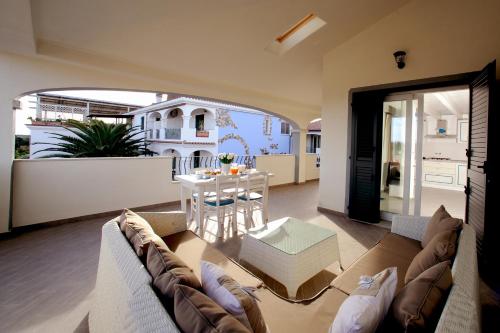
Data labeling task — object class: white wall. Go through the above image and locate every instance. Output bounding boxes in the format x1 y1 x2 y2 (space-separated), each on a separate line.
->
255 154 295 186
320 0 500 213
12 157 179 227
28 125 76 158
305 153 320 181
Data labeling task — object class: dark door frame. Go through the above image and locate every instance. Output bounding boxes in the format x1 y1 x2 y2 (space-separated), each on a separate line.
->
346 71 478 219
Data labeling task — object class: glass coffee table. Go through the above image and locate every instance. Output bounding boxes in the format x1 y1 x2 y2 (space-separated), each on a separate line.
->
239 217 341 299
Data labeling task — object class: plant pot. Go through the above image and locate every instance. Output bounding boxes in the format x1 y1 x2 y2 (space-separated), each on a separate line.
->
221 163 231 175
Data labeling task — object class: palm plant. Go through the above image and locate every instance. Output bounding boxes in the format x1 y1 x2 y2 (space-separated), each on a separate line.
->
33 120 156 158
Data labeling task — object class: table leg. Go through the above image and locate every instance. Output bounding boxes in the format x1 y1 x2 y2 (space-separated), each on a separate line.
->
196 189 205 236
263 187 269 224
180 185 187 212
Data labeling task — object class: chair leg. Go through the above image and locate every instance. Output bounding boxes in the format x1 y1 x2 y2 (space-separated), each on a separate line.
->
216 207 223 238
231 205 237 234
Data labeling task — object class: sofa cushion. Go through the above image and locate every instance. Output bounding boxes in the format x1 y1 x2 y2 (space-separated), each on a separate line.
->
390 261 452 332
332 233 421 294
174 285 251 333
405 230 457 283
165 230 349 332
421 205 462 247
119 209 161 258
256 287 347 333
163 231 262 289
330 267 397 333
201 261 266 333
147 239 201 298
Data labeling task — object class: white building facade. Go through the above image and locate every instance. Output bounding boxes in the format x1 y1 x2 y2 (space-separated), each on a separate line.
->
129 98 219 160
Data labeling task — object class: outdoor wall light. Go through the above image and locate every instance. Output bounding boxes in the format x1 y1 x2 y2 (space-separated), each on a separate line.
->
393 50 407 69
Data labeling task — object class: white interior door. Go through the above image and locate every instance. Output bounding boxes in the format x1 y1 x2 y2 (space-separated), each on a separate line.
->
380 94 423 219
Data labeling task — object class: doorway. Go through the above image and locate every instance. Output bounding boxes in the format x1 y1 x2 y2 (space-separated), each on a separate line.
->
379 88 469 221
195 114 205 131
348 61 498 278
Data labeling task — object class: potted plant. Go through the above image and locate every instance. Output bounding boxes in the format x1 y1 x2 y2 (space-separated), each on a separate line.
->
217 152 236 174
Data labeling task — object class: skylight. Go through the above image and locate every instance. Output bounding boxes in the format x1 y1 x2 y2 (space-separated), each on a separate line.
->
267 13 326 55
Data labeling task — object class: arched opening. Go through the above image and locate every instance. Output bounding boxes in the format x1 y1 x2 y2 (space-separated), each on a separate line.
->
166 108 183 129
306 118 321 154
147 111 162 139
190 108 215 137
189 149 214 169
13 88 302 161
164 108 183 140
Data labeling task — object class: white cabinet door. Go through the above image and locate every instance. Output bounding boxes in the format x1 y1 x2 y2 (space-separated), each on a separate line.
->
457 163 467 186
457 120 468 143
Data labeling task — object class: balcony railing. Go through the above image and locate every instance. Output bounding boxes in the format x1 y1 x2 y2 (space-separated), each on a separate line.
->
196 130 209 138
38 103 88 121
171 155 256 180
165 128 181 140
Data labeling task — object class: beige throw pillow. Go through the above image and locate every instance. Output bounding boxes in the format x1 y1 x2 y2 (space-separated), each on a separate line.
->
405 230 457 283
119 208 161 258
147 239 201 299
421 205 462 248
201 261 267 333
174 285 251 333
391 261 452 332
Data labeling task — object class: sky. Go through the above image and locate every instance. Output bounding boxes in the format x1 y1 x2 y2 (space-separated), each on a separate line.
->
16 90 159 135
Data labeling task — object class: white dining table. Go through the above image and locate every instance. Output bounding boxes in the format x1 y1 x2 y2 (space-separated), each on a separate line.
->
174 173 271 234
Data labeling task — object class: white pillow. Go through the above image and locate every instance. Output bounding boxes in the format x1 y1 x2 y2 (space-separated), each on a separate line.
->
329 267 397 333
200 260 244 315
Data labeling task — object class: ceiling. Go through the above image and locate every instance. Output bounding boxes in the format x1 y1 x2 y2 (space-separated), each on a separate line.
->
424 89 469 118
27 0 409 108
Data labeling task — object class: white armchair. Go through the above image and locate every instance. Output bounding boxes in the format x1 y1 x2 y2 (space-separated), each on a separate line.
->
391 215 430 241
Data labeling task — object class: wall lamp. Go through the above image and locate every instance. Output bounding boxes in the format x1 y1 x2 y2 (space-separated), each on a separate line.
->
393 50 407 69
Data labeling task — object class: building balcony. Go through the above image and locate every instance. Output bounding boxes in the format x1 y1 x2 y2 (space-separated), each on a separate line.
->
165 128 181 140
147 127 216 142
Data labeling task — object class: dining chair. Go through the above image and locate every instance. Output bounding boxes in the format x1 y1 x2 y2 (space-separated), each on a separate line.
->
236 171 269 228
200 174 240 238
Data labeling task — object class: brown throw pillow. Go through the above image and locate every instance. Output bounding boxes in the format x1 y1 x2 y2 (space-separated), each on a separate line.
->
217 274 267 333
391 261 452 332
405 230 457 283
147 239 201 298
174 285 251 333
421 205 462 247
119 209 160 258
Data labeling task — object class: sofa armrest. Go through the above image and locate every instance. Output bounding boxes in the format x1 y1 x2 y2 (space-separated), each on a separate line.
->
391 215 430 242
137 211 187 238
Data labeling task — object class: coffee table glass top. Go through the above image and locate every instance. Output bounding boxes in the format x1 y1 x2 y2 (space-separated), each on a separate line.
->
246 217 336 255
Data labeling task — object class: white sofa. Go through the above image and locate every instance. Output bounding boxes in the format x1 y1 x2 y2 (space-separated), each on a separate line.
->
89 212 480 333
391 216 480 333
89 212 185 333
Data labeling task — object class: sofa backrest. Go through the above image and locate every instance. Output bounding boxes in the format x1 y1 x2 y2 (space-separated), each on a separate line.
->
435 223 480 333
89 220 180 333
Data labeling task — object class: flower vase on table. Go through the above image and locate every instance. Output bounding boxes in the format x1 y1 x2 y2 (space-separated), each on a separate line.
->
221 163 231 175
218 153 236 175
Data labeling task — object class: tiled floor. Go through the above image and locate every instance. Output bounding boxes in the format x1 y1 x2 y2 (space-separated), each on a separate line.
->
0 181 497 332
381 186 466 219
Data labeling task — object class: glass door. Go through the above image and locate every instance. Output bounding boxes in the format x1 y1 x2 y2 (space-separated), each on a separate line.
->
380 94 423 220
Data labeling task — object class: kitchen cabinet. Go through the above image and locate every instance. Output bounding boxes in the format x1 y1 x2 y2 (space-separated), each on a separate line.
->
422 160 467 191
457 163 467 186
457 120 468 143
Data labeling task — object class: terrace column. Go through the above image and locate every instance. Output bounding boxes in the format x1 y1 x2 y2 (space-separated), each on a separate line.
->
291 128 307 184
0 94 14 233
182 115 191 129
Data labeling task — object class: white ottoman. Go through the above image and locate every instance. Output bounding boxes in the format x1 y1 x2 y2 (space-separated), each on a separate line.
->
239 217 341 299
